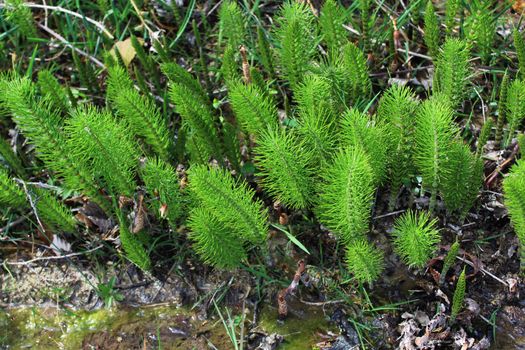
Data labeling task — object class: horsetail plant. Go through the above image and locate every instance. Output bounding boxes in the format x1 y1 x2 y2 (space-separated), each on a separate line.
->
464 0 495 64
450 267 467 322
317 146 375 244
505 79 525 146
434 38 471 110
345 239 384 284
0 76 111 212
218 0 247 49
255 126 315 209
228 80 279 137
274 1 317 91
495 71 509 148
187 165 268 268
319 0 347 57
440 241 460 285
503 160 525 273
141 158 183 227
0 136 27 178
376 84 419 209
340 109 388 185
424 0 440 61
414 96 456 213
445 0 461 37
392 210 441 269
514 28 525 79
441 141 483 221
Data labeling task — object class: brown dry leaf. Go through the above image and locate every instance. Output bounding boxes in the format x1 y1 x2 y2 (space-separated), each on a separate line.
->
513 0 525 12
132 193 147 233
110 37 144 66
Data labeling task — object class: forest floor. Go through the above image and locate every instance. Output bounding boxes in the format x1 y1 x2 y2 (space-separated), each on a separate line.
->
1 0 525 349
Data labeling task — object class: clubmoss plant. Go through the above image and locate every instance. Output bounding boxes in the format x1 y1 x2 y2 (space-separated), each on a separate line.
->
392 210 441 269
218 0 246 49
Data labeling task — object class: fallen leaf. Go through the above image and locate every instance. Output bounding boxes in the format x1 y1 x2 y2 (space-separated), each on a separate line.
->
111 37 144 66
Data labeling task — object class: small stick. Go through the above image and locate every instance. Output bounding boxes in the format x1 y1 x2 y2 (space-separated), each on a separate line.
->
0 3 114 39
485 143 519 187
0 214 28 235
456 256 508 287
5 245 103 265
277 260 306 319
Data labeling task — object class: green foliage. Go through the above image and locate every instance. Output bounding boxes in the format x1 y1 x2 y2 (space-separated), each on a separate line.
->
118 215 151 271
274 2 317 90
228 81 278 137
424 0 440 61
359 0 372 48
495 71 509 148
0 76 107 209
0 167 26 208
130 35 160 89
319 0 347 56
345 239 384 284
451 267 466 322
505 79 525 145
255 126 315 209
221 45 241 89
34 188 76 233
188 165 268 246
514 28 525 80
4 0 35 37
441 142 483 220
376 84 419 209
141 158 182 226
340 43 372 103
67 106 139 197
188 208 247 269
340 109 388 185
37 70 70 114
169 82 222 163
72 52 98 94
161 62 211 110
476 118 493 156
257 27 275 79
445 0 461 36
414 96 456 212
440 241 460 285
0 137 26 178
0 168 75 232
317 147 375 244
464 0 495 64
434 38 471 109
392 210 441 269
294 75 336 166
503 160 525 273
218 0 246 49
107 66 172 162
